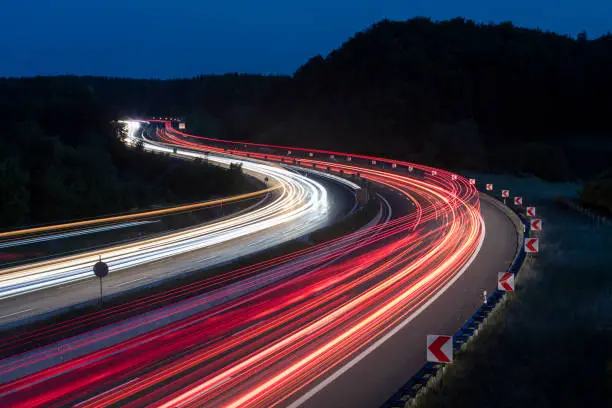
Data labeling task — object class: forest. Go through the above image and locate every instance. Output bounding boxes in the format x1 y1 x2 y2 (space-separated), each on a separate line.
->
2 17 612 224
0 78 253 229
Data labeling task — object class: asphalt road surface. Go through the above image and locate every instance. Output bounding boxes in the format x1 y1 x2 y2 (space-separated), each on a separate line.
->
0 173 356 326
292 195 518 408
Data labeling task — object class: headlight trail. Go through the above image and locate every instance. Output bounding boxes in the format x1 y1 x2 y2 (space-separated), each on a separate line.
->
0 121 485 408
0 139 331 300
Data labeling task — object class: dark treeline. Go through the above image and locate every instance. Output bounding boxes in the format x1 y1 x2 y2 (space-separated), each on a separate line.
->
0 78 254 229
267 18 612 180
3 17 612 221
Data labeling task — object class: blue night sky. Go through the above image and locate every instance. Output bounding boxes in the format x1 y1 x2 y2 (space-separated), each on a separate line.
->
1 0 611 78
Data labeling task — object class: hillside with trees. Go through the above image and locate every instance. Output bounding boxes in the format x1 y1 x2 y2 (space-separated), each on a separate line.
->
0 78 257 229
3 17 612 224
256 18 612 181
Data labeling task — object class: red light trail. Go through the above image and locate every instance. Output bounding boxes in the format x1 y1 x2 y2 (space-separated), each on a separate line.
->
0 121 484 408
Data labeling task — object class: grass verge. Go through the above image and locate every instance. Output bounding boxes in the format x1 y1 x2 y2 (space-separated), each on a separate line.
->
410 177 612 408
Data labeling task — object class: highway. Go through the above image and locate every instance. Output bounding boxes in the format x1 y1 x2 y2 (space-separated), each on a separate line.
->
0 121 519 408
0 145 342 304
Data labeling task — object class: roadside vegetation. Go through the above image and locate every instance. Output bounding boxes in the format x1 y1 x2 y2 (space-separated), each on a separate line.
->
0 80 256 230
411 177 612 408
580 168 612 214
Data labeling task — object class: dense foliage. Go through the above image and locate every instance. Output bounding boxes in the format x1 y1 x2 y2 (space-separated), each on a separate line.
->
264 18 612 180
581 168 612 213
0 78 254 229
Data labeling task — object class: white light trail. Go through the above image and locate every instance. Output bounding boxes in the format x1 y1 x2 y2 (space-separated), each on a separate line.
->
0 139 332 300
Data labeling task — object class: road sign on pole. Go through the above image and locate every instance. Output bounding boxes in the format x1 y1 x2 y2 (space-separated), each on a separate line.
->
530 218 542 231
309 152 313 157
431 170 437 176
408 166 413 172
347 157 352 161
469 178 476 185
497 272 515 291
392 163 397 169
486 183 493 191
427 335 453 363
330 154 335 159
514 197 523 206
93 257 109 307
527 207 536 217
502 190 509 198
372 160 377 165
451 174 457 180
525 238 539 253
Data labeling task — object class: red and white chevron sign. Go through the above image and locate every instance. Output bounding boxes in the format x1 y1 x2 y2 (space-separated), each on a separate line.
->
525 237 539 253
408 165 413 172
497 272 515 291
347 157 352 161
486 183 493 191
530 218 542 231
514 196 523 206
287 150 292 155
392 163 397 168
469 178 476 185
330 154 335 159
431 170 437 176
427 335 453 363
526 206 536 217
451 174 457 180
501 190 509 198
309 152 313 157
372 160 377 165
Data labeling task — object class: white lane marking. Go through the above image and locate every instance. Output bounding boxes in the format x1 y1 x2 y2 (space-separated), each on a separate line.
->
115 276 147 288
286 212 487 408
0 308 34 320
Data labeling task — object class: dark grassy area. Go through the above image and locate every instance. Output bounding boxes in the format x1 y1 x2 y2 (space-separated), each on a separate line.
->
0 197 380 357
412 183 612 408
580 168 612 214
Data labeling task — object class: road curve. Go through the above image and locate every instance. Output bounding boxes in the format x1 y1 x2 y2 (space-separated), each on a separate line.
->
0 148 335 303
0 121 519 408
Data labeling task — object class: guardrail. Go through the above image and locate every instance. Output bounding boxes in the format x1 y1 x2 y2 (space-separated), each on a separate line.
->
381 188 530 408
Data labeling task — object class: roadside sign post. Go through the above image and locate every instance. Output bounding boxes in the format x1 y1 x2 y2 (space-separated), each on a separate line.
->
93 256 109 307
427 335 453 363
530 218 542 231
525 238 539 253
497 272 515 291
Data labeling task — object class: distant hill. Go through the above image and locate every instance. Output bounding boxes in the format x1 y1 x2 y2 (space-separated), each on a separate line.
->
255 18 612 180
2 17 612 185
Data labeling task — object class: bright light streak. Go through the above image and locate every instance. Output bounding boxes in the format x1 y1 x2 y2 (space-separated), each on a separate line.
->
0 120 487 408
0 137 331 300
